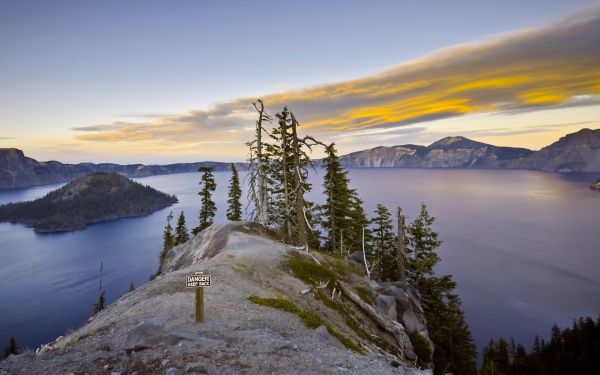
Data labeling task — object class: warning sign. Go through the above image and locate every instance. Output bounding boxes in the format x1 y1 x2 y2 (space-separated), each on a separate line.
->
186 272 211 288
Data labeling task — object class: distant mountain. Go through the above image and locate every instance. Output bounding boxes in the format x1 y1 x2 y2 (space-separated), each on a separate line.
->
338 129 600 172
0 172 177 232
338 136 533 169
510 128 600 172
0 148 246 190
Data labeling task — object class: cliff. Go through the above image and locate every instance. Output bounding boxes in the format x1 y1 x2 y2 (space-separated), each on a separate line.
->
0 223 432 374
338 137 532 169
0 148 246 190
0 172 177 232
338 128 600 172
511 128 600 172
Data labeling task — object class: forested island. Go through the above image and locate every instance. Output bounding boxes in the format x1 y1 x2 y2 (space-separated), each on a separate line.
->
0 172 177 232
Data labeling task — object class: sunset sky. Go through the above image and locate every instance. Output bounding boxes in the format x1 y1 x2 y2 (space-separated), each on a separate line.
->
1 0 600 163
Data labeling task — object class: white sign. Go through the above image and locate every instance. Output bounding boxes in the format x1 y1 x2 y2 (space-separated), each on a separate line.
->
186 272 211 288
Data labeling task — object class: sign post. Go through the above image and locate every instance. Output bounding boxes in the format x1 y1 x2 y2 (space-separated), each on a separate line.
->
186 271 211 323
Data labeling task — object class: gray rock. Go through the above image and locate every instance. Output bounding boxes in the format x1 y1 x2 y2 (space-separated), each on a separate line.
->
124 322 184 352
165 368 181 375
375 294 397 321
314 325 332 344
185 362 208 373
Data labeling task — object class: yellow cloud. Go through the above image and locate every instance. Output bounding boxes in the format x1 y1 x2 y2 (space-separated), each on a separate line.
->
72 7 600 154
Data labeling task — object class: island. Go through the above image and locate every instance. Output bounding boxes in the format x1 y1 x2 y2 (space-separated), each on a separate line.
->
0 172 177 232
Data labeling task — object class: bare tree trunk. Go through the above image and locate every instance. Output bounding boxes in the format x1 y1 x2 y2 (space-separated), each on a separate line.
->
281 122 292 243
336 281 410 357
253 100 268 227
362 226 371 279
290 115 308 250
397 207 406 284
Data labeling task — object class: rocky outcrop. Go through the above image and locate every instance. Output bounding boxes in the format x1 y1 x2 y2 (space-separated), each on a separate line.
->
591 179 600 191
337 128 600 172
0 147 246 190
0 223 432 374
0 172 177 232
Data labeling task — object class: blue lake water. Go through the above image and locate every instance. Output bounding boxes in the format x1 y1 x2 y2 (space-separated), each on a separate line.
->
0 169 599 355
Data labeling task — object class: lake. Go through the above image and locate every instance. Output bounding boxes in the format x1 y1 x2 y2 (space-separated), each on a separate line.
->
0 169 599 355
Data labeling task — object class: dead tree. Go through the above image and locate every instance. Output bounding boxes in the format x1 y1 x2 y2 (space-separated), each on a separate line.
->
246 99 271 225
289 111 324 250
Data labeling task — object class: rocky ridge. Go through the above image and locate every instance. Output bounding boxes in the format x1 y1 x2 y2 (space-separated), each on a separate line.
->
0 222 433 374
0 148 245 190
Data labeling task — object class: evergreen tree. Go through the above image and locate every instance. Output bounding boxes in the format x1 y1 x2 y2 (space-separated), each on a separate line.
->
371 204 397 281
128 281 135 292
162 211 174 251
321 143 365 255
92 261 105 315
93 291 105 314
226 164 242 221
174 211 190 245
159 211 175 267
193 167 217 234
481 315 600 374
3 336 19 358
407 203 442 284
406 204 477 374
263 107 321 247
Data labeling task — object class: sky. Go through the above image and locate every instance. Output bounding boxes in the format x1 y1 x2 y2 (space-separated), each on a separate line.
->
1 0 600 163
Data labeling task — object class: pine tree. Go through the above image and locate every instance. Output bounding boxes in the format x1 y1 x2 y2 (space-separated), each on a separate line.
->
92 261 105 315
321 143 365 254
93 291 105 314
174 211 190 245
263 107 322 248
3 336 19 358
371 204 397 281
193 167 217 234
162 211 174 252
226 164 242 221
158 211 175 269
407 203 442 284
406 204 477 374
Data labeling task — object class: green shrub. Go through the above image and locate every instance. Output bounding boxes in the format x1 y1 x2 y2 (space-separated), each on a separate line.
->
287 257 336 287
408 331 433 364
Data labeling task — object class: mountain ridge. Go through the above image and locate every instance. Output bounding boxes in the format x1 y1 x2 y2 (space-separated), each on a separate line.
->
0 148 246 190
1 128 599 190
338 128 599 171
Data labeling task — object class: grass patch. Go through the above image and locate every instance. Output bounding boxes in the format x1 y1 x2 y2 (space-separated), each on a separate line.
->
248 295 362 353
355 286 375 305
287 257 336 287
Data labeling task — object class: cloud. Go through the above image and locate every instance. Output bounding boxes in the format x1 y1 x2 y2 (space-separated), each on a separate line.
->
73 6 600 150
